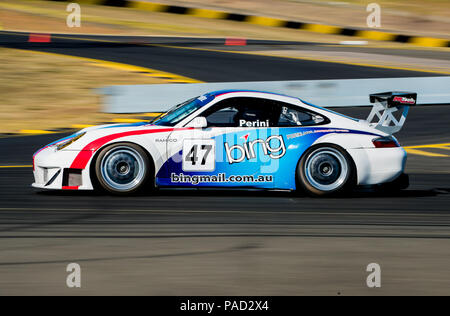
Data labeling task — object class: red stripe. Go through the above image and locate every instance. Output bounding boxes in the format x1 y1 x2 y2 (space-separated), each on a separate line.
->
28 33 51 43
225 38 247 46
70 128 189 170
71 151 93 169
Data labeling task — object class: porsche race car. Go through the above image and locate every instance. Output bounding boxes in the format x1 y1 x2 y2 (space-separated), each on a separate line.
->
32 90 416 196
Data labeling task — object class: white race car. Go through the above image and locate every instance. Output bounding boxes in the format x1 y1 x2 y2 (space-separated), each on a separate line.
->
32 90 415 196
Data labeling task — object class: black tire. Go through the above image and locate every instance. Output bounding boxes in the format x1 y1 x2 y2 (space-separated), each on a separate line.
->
297 144 355 196
94 142 152 195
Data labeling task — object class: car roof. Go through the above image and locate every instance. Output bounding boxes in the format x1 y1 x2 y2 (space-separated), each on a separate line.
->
205 89 359 122
206 89 299 101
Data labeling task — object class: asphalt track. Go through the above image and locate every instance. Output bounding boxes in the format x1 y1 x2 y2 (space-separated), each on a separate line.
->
0 32 449 295
0 31 444 82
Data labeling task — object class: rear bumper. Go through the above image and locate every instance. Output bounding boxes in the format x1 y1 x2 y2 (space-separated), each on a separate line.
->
32 147 94 190
348 147 407 186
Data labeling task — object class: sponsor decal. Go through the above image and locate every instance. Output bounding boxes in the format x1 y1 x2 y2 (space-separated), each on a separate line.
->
225 135 286 164
171 173 273 185
155 138 178 142
198 95 208 102
197 94 215 105
239 119 270 127
286 129 349 140
393 96 416 105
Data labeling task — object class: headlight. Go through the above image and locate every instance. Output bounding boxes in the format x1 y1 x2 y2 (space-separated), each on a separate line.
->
56 132 85 151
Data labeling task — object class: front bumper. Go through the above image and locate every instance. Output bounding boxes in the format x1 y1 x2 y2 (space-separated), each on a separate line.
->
32 146 94 190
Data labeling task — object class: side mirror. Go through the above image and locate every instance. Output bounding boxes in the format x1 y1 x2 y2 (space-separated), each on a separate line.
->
186 116 208 128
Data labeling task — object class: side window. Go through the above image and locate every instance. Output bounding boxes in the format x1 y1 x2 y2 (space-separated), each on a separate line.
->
204 106 239 127
203 97 277 127
277 106 326 127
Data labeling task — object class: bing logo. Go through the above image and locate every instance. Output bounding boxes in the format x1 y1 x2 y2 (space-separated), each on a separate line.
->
224 135 286 164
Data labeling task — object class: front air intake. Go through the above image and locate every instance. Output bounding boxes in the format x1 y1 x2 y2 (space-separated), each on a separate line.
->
63 169 83 187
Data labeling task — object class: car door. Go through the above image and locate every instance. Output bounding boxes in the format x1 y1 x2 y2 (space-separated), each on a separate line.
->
268 101 329 190
154 121 216 187
158 97 280 188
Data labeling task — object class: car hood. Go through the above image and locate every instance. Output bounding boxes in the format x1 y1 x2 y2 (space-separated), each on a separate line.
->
78 121 150 133
57 122 172 151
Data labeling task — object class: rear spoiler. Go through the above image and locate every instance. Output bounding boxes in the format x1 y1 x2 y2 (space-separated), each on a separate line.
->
366 91 417 134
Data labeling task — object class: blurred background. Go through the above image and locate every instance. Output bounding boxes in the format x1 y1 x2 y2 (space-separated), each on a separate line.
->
0 0 449 134
0 0 449 296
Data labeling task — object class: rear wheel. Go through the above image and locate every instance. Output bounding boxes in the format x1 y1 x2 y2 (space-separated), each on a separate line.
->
95 143 151 194
297 145 354 196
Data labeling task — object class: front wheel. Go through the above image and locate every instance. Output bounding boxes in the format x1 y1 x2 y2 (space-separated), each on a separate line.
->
95 143 151 194
297 145 355 196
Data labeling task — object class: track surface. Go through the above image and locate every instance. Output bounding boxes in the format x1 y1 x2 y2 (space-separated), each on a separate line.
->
0 32 449 295
0 31 443 82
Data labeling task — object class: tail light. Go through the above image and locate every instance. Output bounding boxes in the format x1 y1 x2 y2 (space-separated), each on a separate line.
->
373 136 400 148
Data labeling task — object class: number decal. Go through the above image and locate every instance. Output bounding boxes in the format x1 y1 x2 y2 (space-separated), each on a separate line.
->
186 145 198 165
201 145 213 165
182 139 215 171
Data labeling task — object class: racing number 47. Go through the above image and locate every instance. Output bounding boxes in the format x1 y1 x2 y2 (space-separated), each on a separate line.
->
186 144 213 166
182 139 216 172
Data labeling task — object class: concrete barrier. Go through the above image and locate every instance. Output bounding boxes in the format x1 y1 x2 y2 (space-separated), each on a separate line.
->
100 77 450 113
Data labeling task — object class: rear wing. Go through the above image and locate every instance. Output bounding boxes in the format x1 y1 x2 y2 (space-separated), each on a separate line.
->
366 91 417 134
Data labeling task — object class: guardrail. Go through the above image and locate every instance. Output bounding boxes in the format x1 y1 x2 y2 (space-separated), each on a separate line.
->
100 77 450 113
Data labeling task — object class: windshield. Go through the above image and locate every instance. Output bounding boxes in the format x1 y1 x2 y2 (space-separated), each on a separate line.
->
151 96 204 126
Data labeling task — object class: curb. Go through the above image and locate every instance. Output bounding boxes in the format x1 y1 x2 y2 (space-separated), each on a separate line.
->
50 0 450 48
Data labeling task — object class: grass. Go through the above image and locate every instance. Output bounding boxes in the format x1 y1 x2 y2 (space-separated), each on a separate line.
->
0 0 365 42
317 0 450 16
149 0 450 37
2 0 449 41
0 47 167 134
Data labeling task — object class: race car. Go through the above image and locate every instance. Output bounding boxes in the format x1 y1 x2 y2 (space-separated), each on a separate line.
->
32 90 416 196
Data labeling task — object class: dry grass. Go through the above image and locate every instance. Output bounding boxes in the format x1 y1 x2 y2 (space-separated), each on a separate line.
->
1 0 449 39
322 0 450 17
0 47 167 133
162 0 450 37
0 4 124 35
177 0 450 18
0 0 369 43
3 0 448 44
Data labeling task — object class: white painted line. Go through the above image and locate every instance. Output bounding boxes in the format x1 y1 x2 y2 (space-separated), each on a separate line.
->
339 40 369 45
